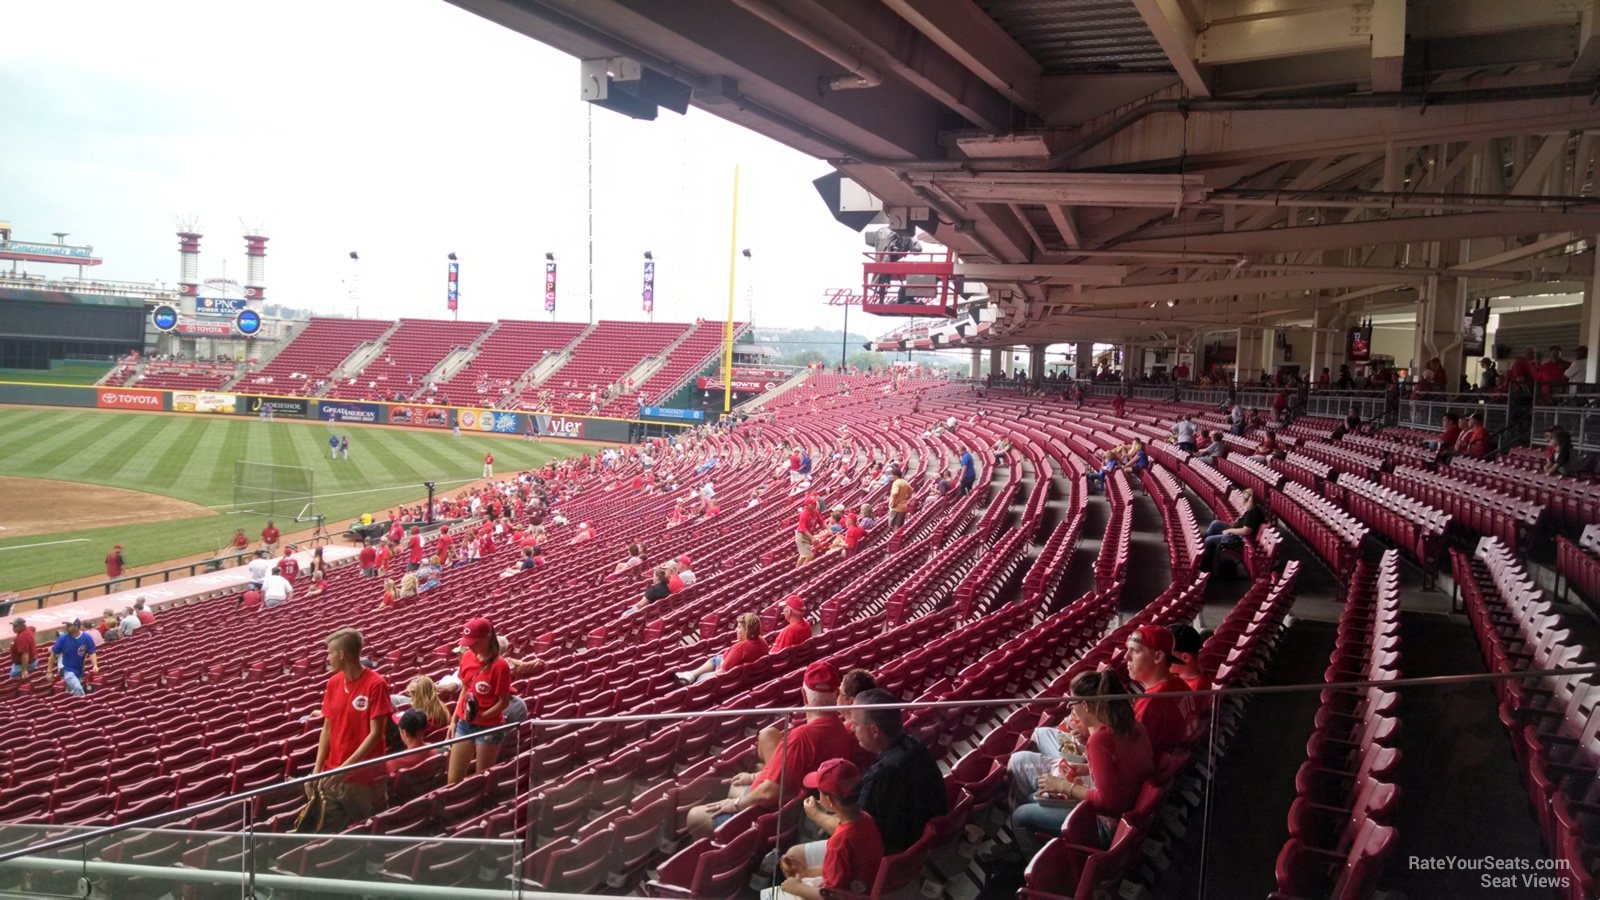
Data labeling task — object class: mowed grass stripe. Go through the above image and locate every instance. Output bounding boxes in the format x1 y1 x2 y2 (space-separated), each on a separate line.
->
1 411 129 472
76 414 180 482
0 409 64 455
386 430 469 480
203 420 252 502
115 413 209 489
143 417 216 492
358 429 428 485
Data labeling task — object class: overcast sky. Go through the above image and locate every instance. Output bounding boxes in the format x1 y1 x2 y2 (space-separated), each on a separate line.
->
0 0 880 332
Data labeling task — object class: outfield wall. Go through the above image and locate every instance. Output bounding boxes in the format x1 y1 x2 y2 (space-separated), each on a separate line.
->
0 382 648 443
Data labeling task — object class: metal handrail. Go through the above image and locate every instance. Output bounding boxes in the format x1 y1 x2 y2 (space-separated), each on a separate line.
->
3 549 260 615
3 662 1595 866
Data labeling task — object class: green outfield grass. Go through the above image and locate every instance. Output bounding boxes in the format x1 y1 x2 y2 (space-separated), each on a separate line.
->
0 408 603 593
0 363 112 385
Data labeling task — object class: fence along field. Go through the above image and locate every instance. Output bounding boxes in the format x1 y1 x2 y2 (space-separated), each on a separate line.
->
0 407 600 593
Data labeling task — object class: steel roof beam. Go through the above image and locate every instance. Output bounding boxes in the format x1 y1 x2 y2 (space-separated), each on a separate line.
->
880 0 1043 111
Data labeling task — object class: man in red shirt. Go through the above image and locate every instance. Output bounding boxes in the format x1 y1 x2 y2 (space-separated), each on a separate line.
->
407 527 425 572
1126 624 1195 756
1167 623 1211 719
771 595 812 653
436 527 453 562
1111 393 1125 419
105 544 125 587
1537 346 1569 400
1456 412 1491 459
133 597 155 627
278 548 300 583
358 542 378 578
687 661 855 837
260 522 280 554
310 628 393 831
9 617 37 679
482 452 494 478
795 497 823 567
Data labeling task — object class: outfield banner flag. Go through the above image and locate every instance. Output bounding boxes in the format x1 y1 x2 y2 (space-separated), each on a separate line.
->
459 408 523 434
318 400 380 423
447 260 459 312
97 388 164 411
544 262 557 313
241 396 310 418
173 391 236 414
388 405 451 428
640 406 705 422
642 259 655 314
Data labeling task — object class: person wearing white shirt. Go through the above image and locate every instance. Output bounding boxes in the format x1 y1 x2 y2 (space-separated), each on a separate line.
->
118 610 140 638
247 554 271 590
262 573 293 609
1566 347 1588 384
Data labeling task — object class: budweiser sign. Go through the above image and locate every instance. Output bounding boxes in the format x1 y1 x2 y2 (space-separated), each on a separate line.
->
823 289 867 306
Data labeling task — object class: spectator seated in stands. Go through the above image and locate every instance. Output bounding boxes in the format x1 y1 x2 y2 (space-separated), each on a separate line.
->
1429 412 1462 460
769 759 884 900
387 709 436 778
676 613 765 684
1200 431 1228 464
760 668 877 767
839 689 947 854
1198 487 1265 573
1545 425 1574 476
631 567 674 613
1456 412 1491 459
1085 450 1120 493
1251 430 1281 462
1124 624 1197 757
673 555 697 586
133 597 155 626
771 595 813 653
857 503 879 531
499 548 544 578
1005 670 1155 861
1128 439 1150 472
687 661 854 838
1167 623 1212 718
396 675 452 732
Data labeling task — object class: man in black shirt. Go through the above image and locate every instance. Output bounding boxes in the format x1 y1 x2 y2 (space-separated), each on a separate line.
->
851 688 947 852
1198 488 1265 572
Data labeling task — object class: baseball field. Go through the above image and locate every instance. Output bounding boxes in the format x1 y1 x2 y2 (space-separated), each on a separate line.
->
0 407 603 594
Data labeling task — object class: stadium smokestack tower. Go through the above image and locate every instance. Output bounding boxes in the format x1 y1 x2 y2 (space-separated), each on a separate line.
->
244 233 268 302
176 230 202 297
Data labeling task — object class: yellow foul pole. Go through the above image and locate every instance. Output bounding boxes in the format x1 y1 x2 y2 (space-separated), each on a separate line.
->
722 165 741 414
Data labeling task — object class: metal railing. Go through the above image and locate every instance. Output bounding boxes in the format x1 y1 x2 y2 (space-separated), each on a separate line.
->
2 549 259 616
1 663 1593 899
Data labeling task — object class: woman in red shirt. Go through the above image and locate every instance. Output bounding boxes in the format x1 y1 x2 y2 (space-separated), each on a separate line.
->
448 617 513 784
1011 670 1154 858
675 614 767 685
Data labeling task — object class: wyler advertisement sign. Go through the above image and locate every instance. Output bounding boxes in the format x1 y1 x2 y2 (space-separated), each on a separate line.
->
97 388 163 410
242 396 310 418
530 415 585 439
319 401 380 423
388 405 450 428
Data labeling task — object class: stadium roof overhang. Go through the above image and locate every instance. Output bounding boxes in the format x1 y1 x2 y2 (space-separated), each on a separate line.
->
451 0 1600 347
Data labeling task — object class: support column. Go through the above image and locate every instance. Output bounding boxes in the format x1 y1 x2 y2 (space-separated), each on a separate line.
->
1236 329 1265 384
988 348 1004 377
1075 342 1093 379
969 348 982 380
1414 275 1466 387
1028 345 1046 387
1002 349 1016 378
1582 241 1600 383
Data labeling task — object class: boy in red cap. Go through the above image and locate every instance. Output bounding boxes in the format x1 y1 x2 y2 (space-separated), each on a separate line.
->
687 661 855 838
770 595 812 653
1124 624 1195 755
307 628 393 832
770 759 883 900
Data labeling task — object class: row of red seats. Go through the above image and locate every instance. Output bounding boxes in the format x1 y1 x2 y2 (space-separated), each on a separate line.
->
1272 551 1401 899
1556 525 1600 604
1269 482 1367 585
1453 537 1597 899
1323 474 1450 585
